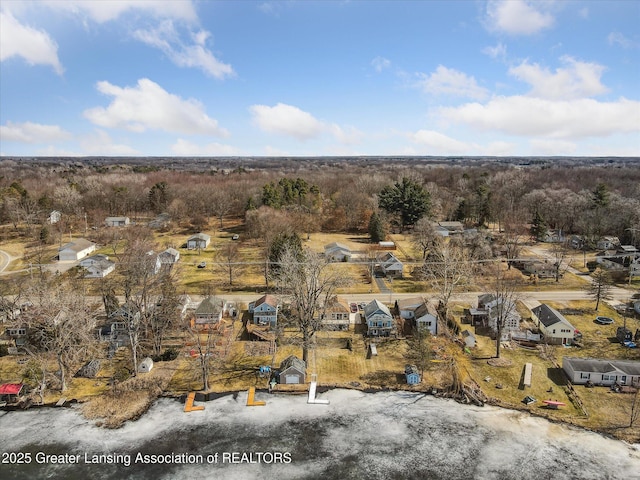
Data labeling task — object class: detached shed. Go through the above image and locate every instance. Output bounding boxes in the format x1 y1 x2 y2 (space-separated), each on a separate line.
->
0 383 24 403
279 355 306 384
405 365 420 385
138 357 154 373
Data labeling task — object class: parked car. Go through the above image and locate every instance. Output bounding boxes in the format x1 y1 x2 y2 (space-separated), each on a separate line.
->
595 316 614 325
350 303 358 313
232 234 240 240
197 261 206 268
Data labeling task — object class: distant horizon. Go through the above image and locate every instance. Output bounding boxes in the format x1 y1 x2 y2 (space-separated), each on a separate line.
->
1 1 638 157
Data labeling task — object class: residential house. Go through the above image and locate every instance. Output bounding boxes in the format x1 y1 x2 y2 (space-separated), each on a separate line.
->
158 247 180 265
80 254 115 278
438 221 464 235
187 233 211 250
105 216 130 227
58 238 96 261
395 297 426 320
532 304 576 346
47 210 61 224
597 236 620 250
378 252 403 278
193 296 224 327
148 213 171 230
522 261 558 279
364 299 395 337
570 235 585 250
542 229 564 243
405 365 420 385
248 294 279 327
324 242 352 262
279 355 306 384
468 294 520 338
562 357 640 387
3 325 28 350
320 296 352 330
414 302 438 336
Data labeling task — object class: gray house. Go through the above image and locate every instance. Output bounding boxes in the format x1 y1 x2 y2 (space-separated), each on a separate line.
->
364 299 394 336
324 242 352 262
187 233 211 250
563 357 640 386
193 296 224 327
105 216 130 227
159 247 180 265
58 238 96 262
80 254 115 278
279 355 306 384
378 252 403 278
248 294 279 327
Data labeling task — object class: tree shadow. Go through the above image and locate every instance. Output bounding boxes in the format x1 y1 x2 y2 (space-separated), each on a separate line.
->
547 367 568 386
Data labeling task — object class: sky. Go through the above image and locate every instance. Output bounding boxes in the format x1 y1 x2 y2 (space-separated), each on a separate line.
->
1 0 639 157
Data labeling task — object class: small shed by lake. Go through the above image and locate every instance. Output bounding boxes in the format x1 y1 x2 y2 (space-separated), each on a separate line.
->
279 355 306 384
138 357 154 373
405 365 421 385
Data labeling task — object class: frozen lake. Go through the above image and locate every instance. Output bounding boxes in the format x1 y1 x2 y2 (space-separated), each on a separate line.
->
1 389 639 480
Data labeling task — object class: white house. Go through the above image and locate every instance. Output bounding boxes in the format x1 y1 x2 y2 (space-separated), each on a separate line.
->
597 236 620 250
532 304 576 346
105 216 130 227
364 299 394 337
48 210 61 224
187 233 211 250
414 302 438 336
395 297 426 320
248 294 279 327
59 238 96 262
158 247 180 265
79 254 115 278
324 242 352 262
563 357 640 387
471 294 520 339
378 252 403 278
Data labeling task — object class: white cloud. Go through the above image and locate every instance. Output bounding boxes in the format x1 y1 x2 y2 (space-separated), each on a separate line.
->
608 32 638 49
485 0 554 36
371 56 391 73
80 130 140 155
0 121 71 143
133 21 234 79
409 130 515 155
171 138 241 156
329 124 365 145
529 139 577 155
411 130 471 154
0 11 63 74
482 42 507 60
509 56 608 99
416 66 488 100
42 0 197 24
83 78 228 136
250 103 325 140
437 96 640 139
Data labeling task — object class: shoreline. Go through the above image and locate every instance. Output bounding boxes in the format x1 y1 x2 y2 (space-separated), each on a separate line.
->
18 380 632 445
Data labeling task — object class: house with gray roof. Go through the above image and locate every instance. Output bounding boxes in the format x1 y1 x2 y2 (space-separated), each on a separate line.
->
105 216 130 227
158 247 180 265
377 252 403 278
279 355 306 384
324 242 352 262
187 233 211 250
563 357 640 387
532 304 576 346
364 299 394 336
58 238 96 262
79 254 115 278
193 296 224 327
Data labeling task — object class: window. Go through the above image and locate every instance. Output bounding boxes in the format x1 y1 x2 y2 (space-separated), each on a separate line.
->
580 373 590 379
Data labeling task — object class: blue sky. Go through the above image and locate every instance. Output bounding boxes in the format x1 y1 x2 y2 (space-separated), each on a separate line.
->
1 0 639 157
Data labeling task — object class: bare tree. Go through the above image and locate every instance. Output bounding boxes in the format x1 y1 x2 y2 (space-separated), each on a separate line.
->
550 242 570 283
183 311 220 391
421 242 472 319
277 247 350 364
23 280 97 392
585 268 614 311
148 268 181 356
406 327 432 377
488 267 520 359
215 243 245 287
412 217 442 260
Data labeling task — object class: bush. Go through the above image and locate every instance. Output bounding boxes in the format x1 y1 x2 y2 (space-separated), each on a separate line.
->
153 348 179 363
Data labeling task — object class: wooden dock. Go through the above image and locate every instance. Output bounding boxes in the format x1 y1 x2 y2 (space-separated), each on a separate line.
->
246 387 266 406
184 392 205 412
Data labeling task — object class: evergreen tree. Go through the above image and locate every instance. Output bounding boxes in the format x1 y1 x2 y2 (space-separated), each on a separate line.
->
530 210 547 240
368 212 386 243
378 177 431 229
